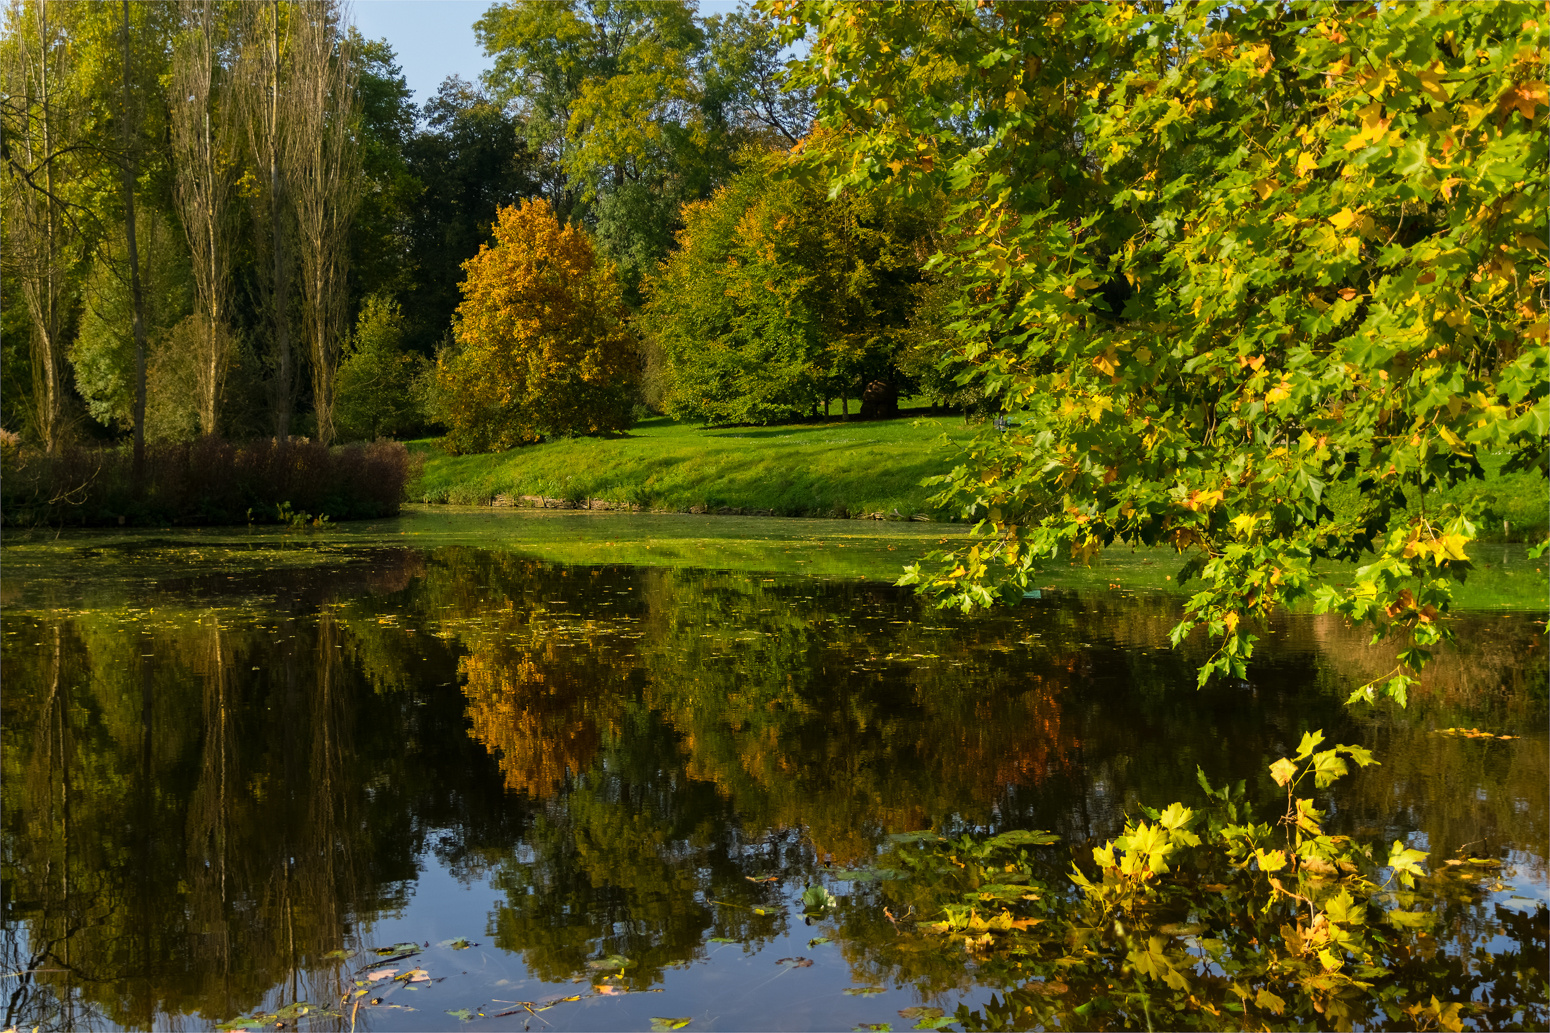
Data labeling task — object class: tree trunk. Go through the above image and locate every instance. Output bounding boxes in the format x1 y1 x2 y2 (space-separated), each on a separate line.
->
288 0 361 447
5 0 75 454
173 0 237 438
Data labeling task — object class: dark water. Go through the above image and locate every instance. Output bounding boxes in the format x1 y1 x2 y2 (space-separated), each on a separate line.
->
2 514 1545 1031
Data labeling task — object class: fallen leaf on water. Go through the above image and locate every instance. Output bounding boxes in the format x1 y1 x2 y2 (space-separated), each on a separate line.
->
594 985 626 995
854 1025 892 1032
844 987 886 996
650 1019 692 1031
587 955 630 972
322 949 353 961
441 938 476 950
808 937 831 948
364 969 397 982
745 875 779 883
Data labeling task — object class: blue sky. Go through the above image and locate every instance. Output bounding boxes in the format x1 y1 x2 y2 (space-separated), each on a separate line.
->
350 0 748 108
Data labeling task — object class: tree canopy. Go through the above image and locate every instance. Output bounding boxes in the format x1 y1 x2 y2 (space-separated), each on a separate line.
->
640 147 942 426
436 198 638 453
776 0 1548 700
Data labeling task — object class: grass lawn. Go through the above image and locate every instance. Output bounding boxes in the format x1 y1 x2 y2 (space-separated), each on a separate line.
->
408 413 1546 542
408 412 977 519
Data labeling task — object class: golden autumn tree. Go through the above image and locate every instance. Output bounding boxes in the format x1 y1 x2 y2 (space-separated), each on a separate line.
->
437 198 639 453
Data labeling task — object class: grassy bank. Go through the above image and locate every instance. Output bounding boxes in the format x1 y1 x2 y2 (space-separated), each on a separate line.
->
408 414 976 518
409 415 1546 541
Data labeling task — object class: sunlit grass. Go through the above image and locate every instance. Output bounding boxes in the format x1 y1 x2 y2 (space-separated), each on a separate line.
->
407 412 977 518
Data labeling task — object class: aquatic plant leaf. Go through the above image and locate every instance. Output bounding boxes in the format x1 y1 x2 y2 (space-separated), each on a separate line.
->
844 986 886 996
888 831 942 844
776 956 814 967
586 954 630 971
371 942 422 956
808 937 831 947
322 948 353 961
441 937 475 949
708 936 738 944
446 1009 475 1021
973 884 1038 902
985 829 1059 848
898 1007 943 1019
801 886 837 911
824 867 904 883
854 1025 892 1031
649 1019 692 1030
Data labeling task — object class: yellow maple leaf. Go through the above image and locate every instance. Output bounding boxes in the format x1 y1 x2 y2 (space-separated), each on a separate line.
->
1418 64 1449 104
1256 847 1289 872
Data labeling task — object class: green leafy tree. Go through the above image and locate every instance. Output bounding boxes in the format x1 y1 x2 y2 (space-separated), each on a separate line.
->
641 147 939 425
435 198 638 453
477 2 810 300
400 76 542 355
780 0 1548 702
347 30 419 312
69 212 192 434
334 294 424 440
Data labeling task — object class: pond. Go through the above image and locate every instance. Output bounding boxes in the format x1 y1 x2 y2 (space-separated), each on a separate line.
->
2 509 1545 1031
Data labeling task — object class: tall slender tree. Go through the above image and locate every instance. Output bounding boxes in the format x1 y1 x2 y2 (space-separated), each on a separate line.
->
170 0 238 437
288 0 361 446
117 0 151 478
1 0 78 453
237 0 295 441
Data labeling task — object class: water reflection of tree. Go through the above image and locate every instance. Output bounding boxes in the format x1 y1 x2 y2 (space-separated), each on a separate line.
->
7 543 1541 1022
1 609 424 1030
433 553 1545 992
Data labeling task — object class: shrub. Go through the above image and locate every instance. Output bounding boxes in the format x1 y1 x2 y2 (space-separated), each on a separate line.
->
0 438 411 527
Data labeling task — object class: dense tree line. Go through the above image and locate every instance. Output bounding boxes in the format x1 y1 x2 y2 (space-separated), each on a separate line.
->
2 0 956 462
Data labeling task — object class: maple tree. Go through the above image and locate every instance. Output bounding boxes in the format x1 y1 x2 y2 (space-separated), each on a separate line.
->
437 198 638 453
776 0 1548 701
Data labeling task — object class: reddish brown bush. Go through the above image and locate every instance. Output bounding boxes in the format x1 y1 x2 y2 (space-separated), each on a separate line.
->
0 438 411 527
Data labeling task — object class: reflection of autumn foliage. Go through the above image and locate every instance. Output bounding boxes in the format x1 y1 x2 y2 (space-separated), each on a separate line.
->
461 633 625 798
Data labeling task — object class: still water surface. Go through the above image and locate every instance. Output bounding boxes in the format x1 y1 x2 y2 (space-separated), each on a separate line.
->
3 511 1545 1031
